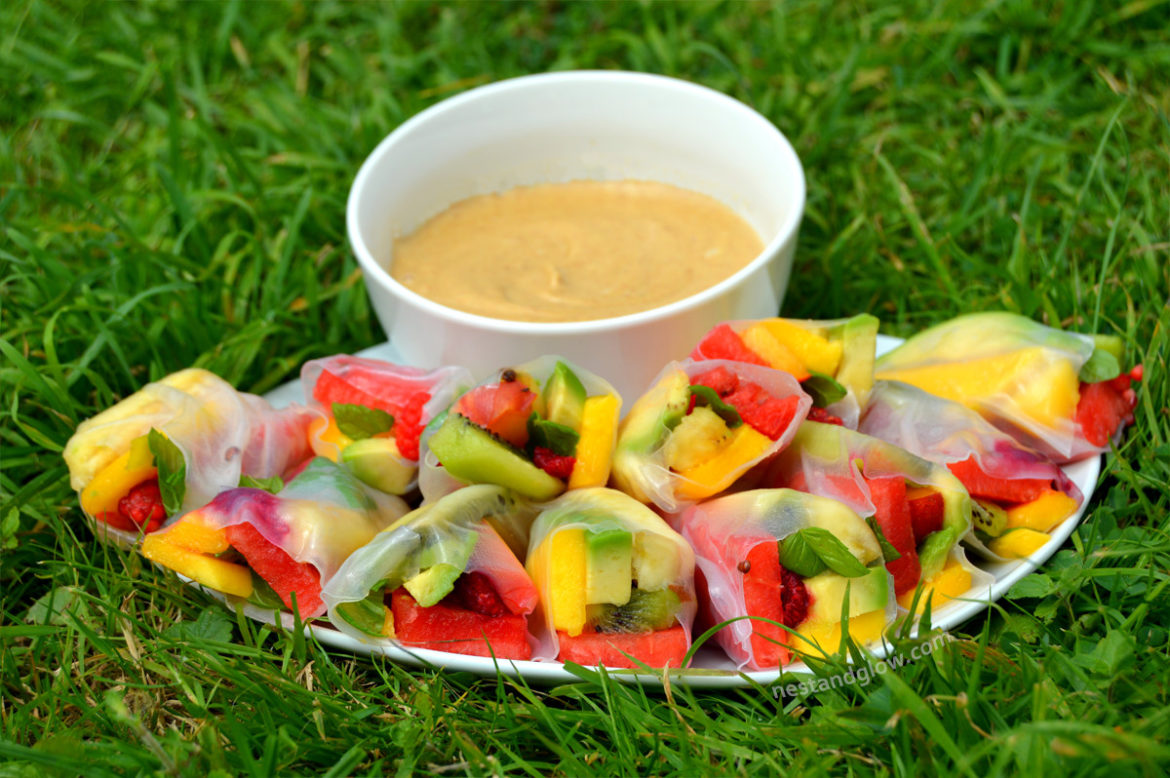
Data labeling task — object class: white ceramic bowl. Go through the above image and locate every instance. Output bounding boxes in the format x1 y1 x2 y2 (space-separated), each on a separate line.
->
347 70 805 402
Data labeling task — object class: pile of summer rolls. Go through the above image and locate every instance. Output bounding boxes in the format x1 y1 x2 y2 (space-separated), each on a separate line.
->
63 312 1141 671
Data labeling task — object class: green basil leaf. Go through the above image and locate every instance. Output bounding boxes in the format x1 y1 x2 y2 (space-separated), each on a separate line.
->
147 428 186 516
239 474 284 494
1078 347 1122 383
333 593 388 637
247 575 288 610
802 371 848 407
688 385 743 427
527 414 580 456
332 403 394 441
777 532 826 578
865 517 902 563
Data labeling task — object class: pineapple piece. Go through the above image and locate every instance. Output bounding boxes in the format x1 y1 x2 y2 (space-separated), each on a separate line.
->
741 324 810 380
674 424 772 500
663 406 732 472
762 320 844 377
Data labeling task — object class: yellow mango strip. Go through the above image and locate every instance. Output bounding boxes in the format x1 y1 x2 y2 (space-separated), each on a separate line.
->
741 324 810 380
762 319 843 376
1006 489 1079 533
381 606 396 639
142 537 253 599
674 424 772 501
547 527 588 636
309 416 353 462
788 609 888 658
987 528 1051 559
875 346 1079 430
569 395 621 489
897 558 973 612
80 436 157 517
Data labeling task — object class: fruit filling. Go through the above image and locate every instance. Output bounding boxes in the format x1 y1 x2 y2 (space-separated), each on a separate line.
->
104 478 167 533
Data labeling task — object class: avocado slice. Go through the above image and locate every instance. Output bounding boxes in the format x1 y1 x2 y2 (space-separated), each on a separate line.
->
833 313 880 406
617 369 691 454
544 361 588 431
428 413 565 500
585 528 633 606
403 563 464 607
340 437 414 494
803 565 889 624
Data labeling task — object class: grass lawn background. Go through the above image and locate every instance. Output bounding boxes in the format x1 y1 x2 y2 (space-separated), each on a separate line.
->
2 1 1168 774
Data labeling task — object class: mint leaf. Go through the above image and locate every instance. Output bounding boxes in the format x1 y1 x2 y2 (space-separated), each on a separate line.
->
781 527 869 578
802 371 847 406
778 532 826 578
239 474 284 494
1079 347 1122 383
865 517 902 563
688 385 742 427
527 413 580 456
332 403 394 440
148 428 186 516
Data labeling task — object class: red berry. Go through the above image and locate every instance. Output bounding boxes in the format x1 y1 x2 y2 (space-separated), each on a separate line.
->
116 479 167 533
532 447 576 480
780 567 810 628
807 406 845 426
451 571 508 617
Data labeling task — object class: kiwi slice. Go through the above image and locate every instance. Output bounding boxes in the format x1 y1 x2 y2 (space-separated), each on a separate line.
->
586 588 681 633
973 499 1007 537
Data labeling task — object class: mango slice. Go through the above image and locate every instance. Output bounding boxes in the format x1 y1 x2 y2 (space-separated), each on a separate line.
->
142 518 253 599
987 528 1051 559
547 527 588 636
1006 489 1078 533
788 609 888 657
897 558 973 612
80 436 157 517
762 320 843 377
674 424 772 501
741 324 810 380
569 395 621 489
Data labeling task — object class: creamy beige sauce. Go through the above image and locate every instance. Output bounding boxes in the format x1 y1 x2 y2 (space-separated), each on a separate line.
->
389 180 764 323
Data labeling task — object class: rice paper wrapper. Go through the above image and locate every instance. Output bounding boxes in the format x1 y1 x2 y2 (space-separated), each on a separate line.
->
301 355 472 468
322 485 541 646
611 359 811 514
679 489 897 670
873 312 1104 462
691 314 880 428
63 368 314 542
525 487 696 662
418 355 621 503
153 457 408 617
763 422 973 580
859 380 1083 506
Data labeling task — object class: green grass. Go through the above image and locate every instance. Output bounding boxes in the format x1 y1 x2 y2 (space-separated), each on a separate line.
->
3 0 1169 774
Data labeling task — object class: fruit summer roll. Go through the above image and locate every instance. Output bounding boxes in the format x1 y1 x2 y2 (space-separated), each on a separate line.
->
611 360 812 513
141 458 407 617
526 488 696 669
859 380 1084 561
420 356 622 502
874 312 1141 463
763 422 991 612
64 368 314 542
680 489 898 669
690 314 880 428
301 355 471 495
322 485 540 659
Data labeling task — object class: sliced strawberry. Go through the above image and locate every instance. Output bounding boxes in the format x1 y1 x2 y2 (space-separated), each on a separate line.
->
115 479 167 533
532 447 576 480
806 406 845 426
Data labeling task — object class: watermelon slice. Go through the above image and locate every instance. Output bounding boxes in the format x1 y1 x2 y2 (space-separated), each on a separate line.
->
690 366 741 397
907 490 945 544
866 476 921 596
722 384 802 441
741 541 792 667
391 588 531 660
1076 372 1138 448
691 324 768 366
223 522 323 615
556 625 689 669
946 457 1049 504
313 367 432 460
455 380 537 448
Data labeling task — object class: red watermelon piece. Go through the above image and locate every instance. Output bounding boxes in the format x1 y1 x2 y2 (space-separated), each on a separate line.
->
741 540 792 668
391 588 531 660
557 625 689 669
455 380 537 448
946 457 1049 504
866 476 921 596
907 490 945 544
690 366 740 397
722 382 802 440
1076 373 1138 448
223 522 323 616
313 368 432 460
691 324 768 366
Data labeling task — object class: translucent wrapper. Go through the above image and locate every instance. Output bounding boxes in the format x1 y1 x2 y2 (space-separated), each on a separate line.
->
874 312 1106 462
763 422 983 590
691 314 880 428
860 381 1083 504
611 359 811 513
145 458 408 618
419 355 622 502
301 355 471 465
322 484 541 649
525 488 696 665
679 489 897 670
63 368 314 540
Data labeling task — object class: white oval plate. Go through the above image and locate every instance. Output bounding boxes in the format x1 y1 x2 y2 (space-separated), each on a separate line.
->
249 336 1099 687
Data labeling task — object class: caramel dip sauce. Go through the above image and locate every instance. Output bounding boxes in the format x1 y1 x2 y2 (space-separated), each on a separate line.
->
389 180 765 323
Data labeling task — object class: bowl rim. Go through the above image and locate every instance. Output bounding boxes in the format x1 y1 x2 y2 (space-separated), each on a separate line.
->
346 69 806 335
